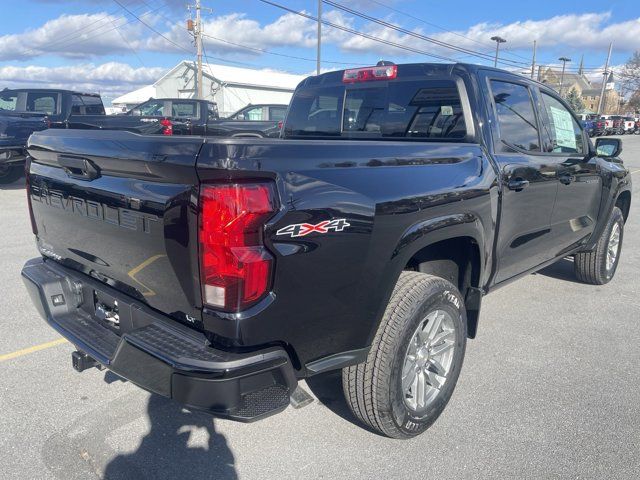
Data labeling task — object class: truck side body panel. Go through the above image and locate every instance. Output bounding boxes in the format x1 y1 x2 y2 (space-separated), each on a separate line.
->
196 138 497 367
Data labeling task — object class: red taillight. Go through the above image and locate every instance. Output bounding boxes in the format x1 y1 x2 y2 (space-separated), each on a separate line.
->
199 182 277 312
160 118 173 135
343 65 397 83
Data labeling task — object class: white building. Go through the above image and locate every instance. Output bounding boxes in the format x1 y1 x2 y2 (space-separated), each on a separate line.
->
111 61 306 116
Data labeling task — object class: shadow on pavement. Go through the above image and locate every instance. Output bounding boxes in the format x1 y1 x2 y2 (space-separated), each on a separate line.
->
0 175 26 191
535 257 581 284
103 395 237 480
305 370 377 435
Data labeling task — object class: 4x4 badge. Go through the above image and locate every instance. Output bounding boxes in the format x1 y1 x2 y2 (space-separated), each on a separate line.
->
276 219 351 238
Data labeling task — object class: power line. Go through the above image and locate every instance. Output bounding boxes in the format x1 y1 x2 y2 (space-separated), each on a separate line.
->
108 14 147 67
321 0 529 67
112 0 194 54
201 33 366 66
256 0 464 63
149 1 355 71
365 0 532 63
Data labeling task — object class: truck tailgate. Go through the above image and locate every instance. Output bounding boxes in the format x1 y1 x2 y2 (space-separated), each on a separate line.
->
27 129 205 326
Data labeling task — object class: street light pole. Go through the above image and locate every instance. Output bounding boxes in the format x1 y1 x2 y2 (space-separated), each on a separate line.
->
490 36 506 68
558 56 571 96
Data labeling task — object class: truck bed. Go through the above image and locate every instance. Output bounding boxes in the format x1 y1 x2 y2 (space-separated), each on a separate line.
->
27 129 493 367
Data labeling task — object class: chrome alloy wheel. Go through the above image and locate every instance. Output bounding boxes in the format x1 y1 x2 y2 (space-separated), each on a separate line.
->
401 309 456 414
606 222 621 271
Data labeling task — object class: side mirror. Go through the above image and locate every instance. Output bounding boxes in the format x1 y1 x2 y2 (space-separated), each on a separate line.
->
595 138 622 158
130 109 141 116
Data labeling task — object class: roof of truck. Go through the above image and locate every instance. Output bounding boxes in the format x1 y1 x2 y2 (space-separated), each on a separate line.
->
307 62 548 88
1 87 101 97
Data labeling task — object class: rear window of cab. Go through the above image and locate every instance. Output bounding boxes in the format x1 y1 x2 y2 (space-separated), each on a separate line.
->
284 73 469 141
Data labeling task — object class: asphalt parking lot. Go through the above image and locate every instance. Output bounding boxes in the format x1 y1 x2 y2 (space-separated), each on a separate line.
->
1 137 639 480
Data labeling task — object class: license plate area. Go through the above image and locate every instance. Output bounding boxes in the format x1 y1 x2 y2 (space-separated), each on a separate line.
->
93 289 121 333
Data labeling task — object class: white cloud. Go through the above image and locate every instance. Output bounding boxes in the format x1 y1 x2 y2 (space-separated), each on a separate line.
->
139 12 319 56
0 62 166 100
0 13 146 61
5 9 640 65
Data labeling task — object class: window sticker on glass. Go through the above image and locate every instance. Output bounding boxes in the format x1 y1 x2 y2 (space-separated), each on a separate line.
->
441 106 453 116
549 106 577 149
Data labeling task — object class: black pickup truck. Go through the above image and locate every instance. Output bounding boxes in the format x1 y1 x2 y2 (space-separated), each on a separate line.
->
121 98 284 138
1 93 282 184
0 88 105 183
22 63 631 439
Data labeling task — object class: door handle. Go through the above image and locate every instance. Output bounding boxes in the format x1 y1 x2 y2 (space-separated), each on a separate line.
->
58 155 100 181
558 173 575 185
507 178 529 191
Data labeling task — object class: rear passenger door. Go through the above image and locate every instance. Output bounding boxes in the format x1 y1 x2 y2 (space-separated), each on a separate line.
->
482 73 560 284
171 100 203 135
536 89 602 254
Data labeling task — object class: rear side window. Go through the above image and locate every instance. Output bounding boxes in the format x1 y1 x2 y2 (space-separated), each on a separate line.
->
72 95 105 115
81 96 105 114
71 95 84 114
172 101 198 118
490 80 540 152
285 79 467 140
133 100 164 116
26 92 58 115
241 106 265 121
269 106 286 121
539 92 584 154
0 91 18 111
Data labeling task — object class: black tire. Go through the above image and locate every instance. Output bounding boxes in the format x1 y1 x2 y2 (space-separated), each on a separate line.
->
574 207 624 285
0 164 23 185
342 272 467 439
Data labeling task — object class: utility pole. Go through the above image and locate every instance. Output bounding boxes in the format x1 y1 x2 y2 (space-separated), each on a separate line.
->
578 54 584 76
597 43 613 115
530 40 537 79
316 0 322 76
558 57 571 96
490 36 506 68
195 0 203 99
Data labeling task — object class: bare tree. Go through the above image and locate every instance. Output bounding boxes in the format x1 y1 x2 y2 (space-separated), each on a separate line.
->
627 91 640 113
620 51 640 92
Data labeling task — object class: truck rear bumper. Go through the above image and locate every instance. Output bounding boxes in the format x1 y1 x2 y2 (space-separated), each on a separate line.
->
21 257 297 422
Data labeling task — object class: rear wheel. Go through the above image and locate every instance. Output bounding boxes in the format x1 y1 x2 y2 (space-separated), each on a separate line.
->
0 164 23 185
342 272 467 438
574 207 624 285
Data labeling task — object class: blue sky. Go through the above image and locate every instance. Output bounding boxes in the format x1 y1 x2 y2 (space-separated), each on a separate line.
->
1 0 638 102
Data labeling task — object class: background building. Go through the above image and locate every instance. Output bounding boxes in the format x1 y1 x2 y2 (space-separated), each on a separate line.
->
112 61 305 116
539 67 621 114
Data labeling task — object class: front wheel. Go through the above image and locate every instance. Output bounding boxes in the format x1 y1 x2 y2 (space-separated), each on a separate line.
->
574 207 624 285
0 164 23 185
342 272 467 438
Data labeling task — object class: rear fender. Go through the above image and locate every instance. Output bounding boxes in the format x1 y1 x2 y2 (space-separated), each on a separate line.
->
584 159 632 251
367 213 485 345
